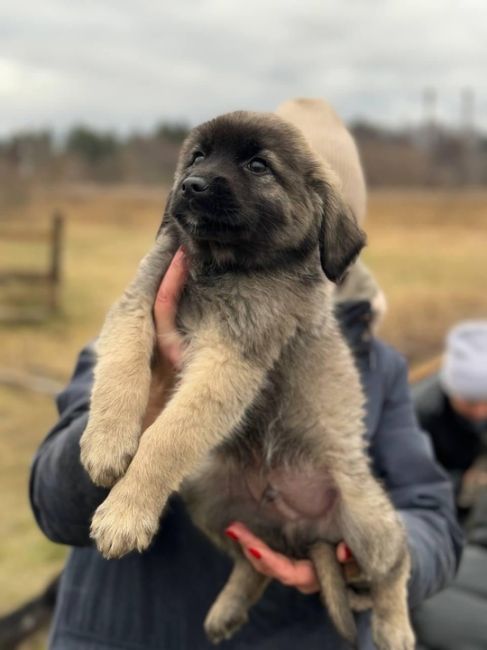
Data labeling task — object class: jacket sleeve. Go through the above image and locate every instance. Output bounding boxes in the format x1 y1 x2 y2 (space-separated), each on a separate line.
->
370 344 464 608
29 343 108 546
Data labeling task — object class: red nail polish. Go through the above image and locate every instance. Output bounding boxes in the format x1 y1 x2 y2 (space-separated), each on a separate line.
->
225 528 239 541
248 547 262 560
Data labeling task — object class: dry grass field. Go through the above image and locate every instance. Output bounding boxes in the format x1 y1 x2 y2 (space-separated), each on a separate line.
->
0 186 486 638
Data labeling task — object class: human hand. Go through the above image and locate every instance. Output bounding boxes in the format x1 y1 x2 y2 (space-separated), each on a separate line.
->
225 522 361 594
153 246 189 367
141 247 189 430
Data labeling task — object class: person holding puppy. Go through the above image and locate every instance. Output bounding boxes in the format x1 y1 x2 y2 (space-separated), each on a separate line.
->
30 99 462 650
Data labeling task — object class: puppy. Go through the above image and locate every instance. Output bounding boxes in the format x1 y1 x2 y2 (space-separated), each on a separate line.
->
80 111 415 650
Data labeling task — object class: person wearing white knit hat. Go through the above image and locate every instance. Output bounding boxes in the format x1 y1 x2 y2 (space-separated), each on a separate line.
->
28 100 461 650
441 321 487 421
415 320 487 486
414 319 487 520
413 323 487 650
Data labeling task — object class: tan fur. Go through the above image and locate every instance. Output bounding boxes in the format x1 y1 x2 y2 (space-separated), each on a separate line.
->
310 542 357 644
80 110 414 649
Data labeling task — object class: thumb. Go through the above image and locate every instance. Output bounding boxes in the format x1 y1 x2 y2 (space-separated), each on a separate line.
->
154 247 188 368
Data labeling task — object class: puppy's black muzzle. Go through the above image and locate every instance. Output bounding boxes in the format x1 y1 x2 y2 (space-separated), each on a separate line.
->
173 174 243 242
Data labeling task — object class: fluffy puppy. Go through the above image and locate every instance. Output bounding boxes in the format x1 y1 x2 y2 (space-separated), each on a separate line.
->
80 111 414 650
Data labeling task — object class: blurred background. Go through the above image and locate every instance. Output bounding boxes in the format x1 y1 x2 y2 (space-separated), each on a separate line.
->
1 1 486 647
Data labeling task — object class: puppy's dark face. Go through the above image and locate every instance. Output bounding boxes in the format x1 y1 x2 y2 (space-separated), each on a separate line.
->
165 111 365 281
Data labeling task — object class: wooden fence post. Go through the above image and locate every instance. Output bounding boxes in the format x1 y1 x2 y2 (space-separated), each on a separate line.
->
48 211 64 312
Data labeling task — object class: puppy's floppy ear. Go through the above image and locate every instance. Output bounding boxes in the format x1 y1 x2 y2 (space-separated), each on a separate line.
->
316 178 366 283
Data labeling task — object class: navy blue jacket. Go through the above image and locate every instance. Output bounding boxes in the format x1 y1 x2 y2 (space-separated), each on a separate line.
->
30 302 463 650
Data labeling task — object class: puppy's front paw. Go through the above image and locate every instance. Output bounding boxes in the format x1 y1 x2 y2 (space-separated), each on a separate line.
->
80 420 140 488
90 485 163 559
204 601 248 644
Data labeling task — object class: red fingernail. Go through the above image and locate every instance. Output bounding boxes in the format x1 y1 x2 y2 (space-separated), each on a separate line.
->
343 545 353 561
248 547 262 560
225 528 239 541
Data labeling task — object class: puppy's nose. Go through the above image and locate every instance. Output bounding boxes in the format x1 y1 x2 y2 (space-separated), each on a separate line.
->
182 176 209 195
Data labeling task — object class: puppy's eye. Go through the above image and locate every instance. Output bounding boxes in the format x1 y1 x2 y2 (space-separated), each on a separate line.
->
247 158 268 174
191 151 205 165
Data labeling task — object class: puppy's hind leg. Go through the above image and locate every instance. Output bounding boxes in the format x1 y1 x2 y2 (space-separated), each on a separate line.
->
310 542 357 647
80 232 178 487
204 560 269 644
335 472 415 650
371 554 415 650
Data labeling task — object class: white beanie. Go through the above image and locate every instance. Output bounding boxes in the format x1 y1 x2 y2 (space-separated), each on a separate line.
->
275 98 367 225
440 320 487 401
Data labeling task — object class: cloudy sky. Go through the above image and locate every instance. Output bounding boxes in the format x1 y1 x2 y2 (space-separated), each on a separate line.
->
1 0 486 136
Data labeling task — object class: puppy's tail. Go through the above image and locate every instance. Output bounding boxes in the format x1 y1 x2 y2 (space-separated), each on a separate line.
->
310 542 357 647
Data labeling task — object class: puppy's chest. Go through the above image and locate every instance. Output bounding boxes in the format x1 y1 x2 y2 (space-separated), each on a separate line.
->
175 274 295 341
174 271 326 345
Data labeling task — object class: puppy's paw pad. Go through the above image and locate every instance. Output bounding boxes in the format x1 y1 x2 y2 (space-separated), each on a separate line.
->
90 494 159 559
204 609 247 644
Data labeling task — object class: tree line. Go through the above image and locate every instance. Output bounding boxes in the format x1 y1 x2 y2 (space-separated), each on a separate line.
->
1 120 486 187
0 122 190 185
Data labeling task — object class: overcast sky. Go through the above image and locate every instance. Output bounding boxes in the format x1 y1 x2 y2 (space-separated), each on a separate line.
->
1 0 486 137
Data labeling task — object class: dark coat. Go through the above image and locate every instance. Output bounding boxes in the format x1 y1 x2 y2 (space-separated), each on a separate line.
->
30 301 463 650
412 374 482 476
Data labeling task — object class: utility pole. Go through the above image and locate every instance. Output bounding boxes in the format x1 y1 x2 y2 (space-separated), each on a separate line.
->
422 87 438 132
420 87 439 185
460 88 477 185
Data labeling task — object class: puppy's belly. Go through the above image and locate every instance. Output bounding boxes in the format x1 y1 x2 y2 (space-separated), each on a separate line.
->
243 465 337 521
182 454 341 555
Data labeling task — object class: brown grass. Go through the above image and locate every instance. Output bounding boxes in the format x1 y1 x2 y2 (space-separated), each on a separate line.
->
364 190 487 361
0 186 486 622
